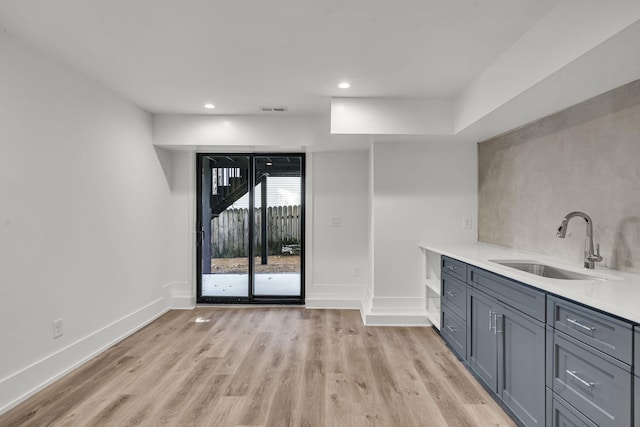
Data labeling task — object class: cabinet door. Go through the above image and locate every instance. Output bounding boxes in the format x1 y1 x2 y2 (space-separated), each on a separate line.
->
634 376 639 427
468 288 499 393
499 303 546 426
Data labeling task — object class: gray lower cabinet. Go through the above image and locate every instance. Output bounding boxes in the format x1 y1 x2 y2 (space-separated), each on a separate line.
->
468 287 545 426
441 269 468 360
547 329 631 426
635 376 639 427
468 288 499 392
440 257 638 427
548 295 632 364
501 303 545 426
546 388 597 427
635 328 639 427
441 306 466 360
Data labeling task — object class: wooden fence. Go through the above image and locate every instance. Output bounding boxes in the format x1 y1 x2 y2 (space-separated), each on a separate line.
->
211 205 301 258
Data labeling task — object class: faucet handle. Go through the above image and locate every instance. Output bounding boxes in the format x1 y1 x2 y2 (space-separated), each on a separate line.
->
591 243 603 262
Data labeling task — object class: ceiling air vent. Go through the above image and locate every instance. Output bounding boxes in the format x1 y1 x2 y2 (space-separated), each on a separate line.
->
259 106 288 112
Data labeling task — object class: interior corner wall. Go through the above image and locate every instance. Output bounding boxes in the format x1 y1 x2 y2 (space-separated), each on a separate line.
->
306 150 370 306
165 150 197 307
370 141 477 309
0 33 173 413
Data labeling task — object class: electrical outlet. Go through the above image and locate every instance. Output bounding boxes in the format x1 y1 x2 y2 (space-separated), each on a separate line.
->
330 216 341 227
52 319 63 339
463 216 472 229
354 266 361 277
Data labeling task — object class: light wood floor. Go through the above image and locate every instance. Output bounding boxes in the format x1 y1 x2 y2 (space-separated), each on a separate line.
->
0 308 516 426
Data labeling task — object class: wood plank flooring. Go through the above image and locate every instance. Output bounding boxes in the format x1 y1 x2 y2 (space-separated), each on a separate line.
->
0 308 516 426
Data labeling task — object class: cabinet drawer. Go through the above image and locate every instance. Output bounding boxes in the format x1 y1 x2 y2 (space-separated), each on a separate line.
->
548 295 632 364
441 273 467 321
469 267 545 322
441 256 467 283
441 308 466 360
549 331 631 427
547 390 597 427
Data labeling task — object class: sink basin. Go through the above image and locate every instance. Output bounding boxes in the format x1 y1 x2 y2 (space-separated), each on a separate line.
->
489 260 597 280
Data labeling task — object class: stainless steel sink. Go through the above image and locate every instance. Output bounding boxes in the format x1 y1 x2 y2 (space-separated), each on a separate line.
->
490 260 596 280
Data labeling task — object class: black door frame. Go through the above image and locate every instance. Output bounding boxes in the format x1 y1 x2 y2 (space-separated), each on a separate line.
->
196 153 305 304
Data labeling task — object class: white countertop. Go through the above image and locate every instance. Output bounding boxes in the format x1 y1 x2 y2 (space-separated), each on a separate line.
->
419 242 640 325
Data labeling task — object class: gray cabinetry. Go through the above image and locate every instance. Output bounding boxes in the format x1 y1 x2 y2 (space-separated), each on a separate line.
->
469 266 546 322
548 296 632 364
468 288 499 391
440 256 468 361
441 308 466 359
501 303 545 426
436 255 638 427
546 388 597 427
468 281 545 426
442 273 467 320
635 328 639 427
547 296 633 427
441 256 466 282
634 376 639 427
547 330 631 426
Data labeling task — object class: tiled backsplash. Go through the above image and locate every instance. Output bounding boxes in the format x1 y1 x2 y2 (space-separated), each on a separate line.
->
478 80 640 273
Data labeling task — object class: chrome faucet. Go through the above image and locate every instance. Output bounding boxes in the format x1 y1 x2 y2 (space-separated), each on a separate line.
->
556 211 603 269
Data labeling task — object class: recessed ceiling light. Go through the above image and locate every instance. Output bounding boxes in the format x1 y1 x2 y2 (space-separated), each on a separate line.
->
203 103 215 109
338 82 351 89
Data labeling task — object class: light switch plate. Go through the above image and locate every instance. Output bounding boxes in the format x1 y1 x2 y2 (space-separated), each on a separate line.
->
463 217 472 229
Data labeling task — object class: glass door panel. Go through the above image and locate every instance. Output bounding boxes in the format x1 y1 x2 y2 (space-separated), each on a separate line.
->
253 156 302 297
199 155 251 298
197 153 304 303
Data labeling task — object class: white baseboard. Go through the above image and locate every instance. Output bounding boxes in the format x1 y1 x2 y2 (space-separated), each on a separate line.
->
0 297 168 415
305 298 362 309
363 313 430 326
306 284 429 327
305 283 367 310
162 281 195 309
361 295 429 326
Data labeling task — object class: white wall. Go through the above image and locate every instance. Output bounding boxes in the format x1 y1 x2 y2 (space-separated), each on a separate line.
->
330 97 452 135
0 33 174 412
366 140 477 324
306 151 370 306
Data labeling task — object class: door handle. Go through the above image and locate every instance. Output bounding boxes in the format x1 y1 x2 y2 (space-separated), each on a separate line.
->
565 370 595 389
489 310 494 332
566 318 596 335
495 314 503 334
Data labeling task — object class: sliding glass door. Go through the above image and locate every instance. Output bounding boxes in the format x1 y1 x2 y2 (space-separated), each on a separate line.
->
196 153 304 304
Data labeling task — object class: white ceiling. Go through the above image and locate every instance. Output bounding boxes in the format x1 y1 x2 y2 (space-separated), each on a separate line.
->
0 0 561 115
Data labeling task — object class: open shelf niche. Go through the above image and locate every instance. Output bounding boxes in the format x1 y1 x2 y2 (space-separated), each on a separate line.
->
420 246 442 330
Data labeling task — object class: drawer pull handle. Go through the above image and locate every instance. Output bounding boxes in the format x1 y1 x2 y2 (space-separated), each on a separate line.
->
446 291 456 298
446 325 457 333
565 370 595 388
567 318 596 335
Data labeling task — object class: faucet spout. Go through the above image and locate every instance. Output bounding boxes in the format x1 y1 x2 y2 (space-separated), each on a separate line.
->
556 211 602 269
